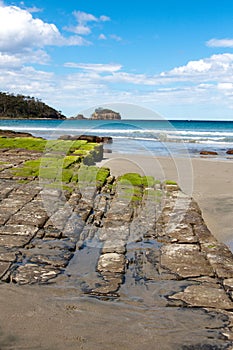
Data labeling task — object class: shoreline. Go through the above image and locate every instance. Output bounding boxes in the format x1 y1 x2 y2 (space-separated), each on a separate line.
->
98 152 233 251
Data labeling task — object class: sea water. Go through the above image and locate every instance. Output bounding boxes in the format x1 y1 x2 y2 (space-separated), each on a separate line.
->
0 119 233 158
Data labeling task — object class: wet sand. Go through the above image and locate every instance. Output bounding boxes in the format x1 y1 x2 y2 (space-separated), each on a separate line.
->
98 153 233 251
1 281 232 350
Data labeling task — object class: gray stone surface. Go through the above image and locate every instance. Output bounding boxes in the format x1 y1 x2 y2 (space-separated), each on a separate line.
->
160 243 214 278
171 285 233 310
97 253 125 273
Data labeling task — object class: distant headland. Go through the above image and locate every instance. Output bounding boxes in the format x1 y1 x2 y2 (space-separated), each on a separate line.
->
0 92 66 120
0 92 121 121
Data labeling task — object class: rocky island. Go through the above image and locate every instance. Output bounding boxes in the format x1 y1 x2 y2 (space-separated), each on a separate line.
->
71 107 121 120
91 107 121 120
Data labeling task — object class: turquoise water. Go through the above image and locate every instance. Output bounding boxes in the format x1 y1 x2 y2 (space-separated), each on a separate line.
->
0 119 233 158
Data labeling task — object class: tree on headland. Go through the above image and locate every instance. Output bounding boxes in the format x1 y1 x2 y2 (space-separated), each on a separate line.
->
0 92 66 119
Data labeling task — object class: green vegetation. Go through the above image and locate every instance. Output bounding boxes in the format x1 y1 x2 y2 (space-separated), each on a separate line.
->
144 188 162 197
12 156 80 182
4 135 105 186
117 173 144 203
5 137 179 206
0 92 66 119
0 137 46 151
164 180 178 185
144 188 163 203
0 138 90 153
142 176 156 187
40 156 80 169
45 140 87 153
12 159 41 177
118 173 156 188
116 173 165 205
0 137 103 167
10 139 108 189
118 173 144 187
118 185 143 203
207 244 217 249
77 165 110 188
73 149 88 156
0 161 9 171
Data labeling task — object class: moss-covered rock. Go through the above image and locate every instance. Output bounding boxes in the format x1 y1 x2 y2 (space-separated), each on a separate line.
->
0 137 46 151
118 173 143 187
7 136 104 184
77 165 110 189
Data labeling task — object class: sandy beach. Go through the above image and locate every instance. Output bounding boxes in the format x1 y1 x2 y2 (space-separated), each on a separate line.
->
98 153 233 251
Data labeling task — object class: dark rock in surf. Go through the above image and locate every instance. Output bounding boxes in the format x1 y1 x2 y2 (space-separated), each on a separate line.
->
226 149 233 154
58 134 113 144
0 129 41 139
200 150 218 155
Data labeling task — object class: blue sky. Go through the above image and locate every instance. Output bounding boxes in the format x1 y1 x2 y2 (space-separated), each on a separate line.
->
1 0 233 119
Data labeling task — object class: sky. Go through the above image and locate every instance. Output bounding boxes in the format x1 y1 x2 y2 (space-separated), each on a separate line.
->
1 0 233 119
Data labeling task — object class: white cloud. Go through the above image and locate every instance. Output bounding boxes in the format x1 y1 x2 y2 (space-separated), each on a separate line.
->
103 72 156 85
19 1 42 13
0 5 88 54
99 33 107 40
63 53 233 89
0 66 54 97
206 38 233 48
99 15 110 22
64 62 122 73
21 49 51 64
170 59 212 74
65 10 110 36
0 6 59 51
0 49 50 67
110 34 122 42
98 33 122 41
70 24 91 35
25 6 42 14
73 11 110 24
217 82 233 90
0 52 22 67
161 53 233 82
74 10 98 23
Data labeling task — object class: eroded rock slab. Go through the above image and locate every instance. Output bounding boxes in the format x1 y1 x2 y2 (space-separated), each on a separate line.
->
97 253 125 274
0 261 12 278
160 244 214 278
8 202 48 228
11 264 61 284
170 285 233 310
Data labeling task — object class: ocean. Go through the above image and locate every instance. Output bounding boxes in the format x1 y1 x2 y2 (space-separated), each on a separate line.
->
0 119 233 159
